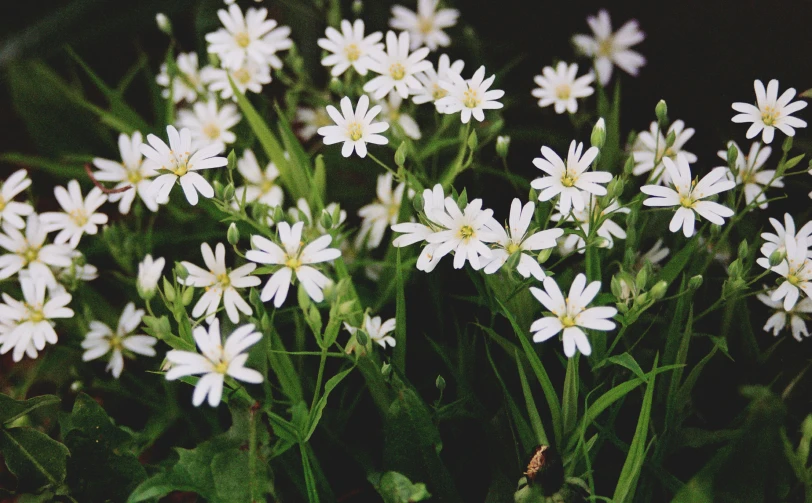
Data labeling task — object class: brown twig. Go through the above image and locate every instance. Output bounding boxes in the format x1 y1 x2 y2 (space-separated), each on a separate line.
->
84 164 133 194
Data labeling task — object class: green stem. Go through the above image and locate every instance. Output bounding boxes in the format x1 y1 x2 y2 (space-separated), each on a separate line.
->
440 121 472 188
367 152 398 177
310 346 328 412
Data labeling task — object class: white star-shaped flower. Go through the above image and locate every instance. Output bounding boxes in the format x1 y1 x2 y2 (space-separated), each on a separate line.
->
181 242 260 323
82 302 157 378
632 120 696 185
482 199 564 280
552 192 629 254
234 149 283 209
205 4 291 70
422 197 500 270
376 94 422 140
641 155 735 238
177 100 242 149
246 222 341 307
344 314 397 349
411 54 464 112
529 273 617 357
716 140 781 209
757 236 812 311
92 132 159 214
0 169 34 230
531 140 610 215
0 214 73 282
0 273 74 362
435 65 504 124
137 254 165 300
363 31 432 100
390 0 459 51
355 172 411 250
757 290 812 342
140 126 228 206
39 180 108 249
391 184 449 272
531 62 595 114
731 79 807 144
760 213 812 262
317 95 389 158
202 60 272 100
318 19 383 77
156 52 205 104
572 9 645 86
296 107 333 141
165 319 263 407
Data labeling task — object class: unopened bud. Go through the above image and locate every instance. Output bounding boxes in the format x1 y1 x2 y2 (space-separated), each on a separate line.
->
727 143 739 171
624 155 635 176
352 0 363 15
769 249 785 267
395 141 407 166
738 239 748 260
381 362 392 377
616 302 629 314
227 223 240 245
156 13 172 35
537 248 553 264
213 180 225 199
650 280 668 300
783 136 793 153
411 192 424 213
163 277 176 302
496 135 511 158
728 259 742 278
655 100 668 125
607 177 624 200
625 208 638 228
635 268 648 291
688 275 703 290
633 291 650 307
356 329 369 346
467 130 479 151
528 187 538 202
591 118 606 149
435 375 446 391
174 262 189 281
227 149 237 171
610 275 623 299
181 286 194 306
328 77 343 94
320 210 333 230
665 130 677 148
222 183 235 202
272 205 285 224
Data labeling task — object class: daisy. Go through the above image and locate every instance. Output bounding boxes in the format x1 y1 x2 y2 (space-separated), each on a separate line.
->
757 236 812 311
205 4 291 70
435 65 504 124
640 155 735 238
757 291 812 342
92 132 159 214
529 273 617 357
390 0 459 51
731 79 807 144
638 239 670 267
355 172 410 250
317 95 389 158
391 184 448 272
411 54 465 112
234 149 284 209
422 197 500 270
165 319 263 407
245 222 341 307
552 193 629 254
39 180 108 249
181 242 260 323
0 273 73 362
717 140 781 209
176 100 242 148
0 169 34 229
531 62 595 114
296 107 333 141
140 126 228 206
377 94 421 140
156 52 205 104
482 199 564 280
81 303 157 378
760 214 812 262
572 9 646 86
363 31 432 100
289 198 347 232
201 60 272 100
137 254 165 300
344 314 397 350
317 19 383 77
0 214 73 282
530 140 610 215
632 120 697 184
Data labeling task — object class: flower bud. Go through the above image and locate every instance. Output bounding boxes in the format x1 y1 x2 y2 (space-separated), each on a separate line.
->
352 0 364 15
769 249 785 267
633 291 650 308
688 274 703 290
155 13 172 35
623 155 635 176
213 180 225 199
726 143 739 172
227 149 237 170
496 135 511 158
650 280 668 300
356 329 369 346
181 286 194 306
467 130 479 151
727 259 742 278
320 210 334 230
665 130 677 148
616 302 629 314
381 362 392 377
655 100 668 126
174 262 189 281
635 268 648 291
783 136 793 153
163 277 176 303
435 375 446 391
272 205 285 224
137 255 164 301
222 183 235 202
537 248 553 264
328 77 343 94
607 176 624 200
528 187 538 202
411 191 424 213
738 239 748 260
591 118 606 149
395 141 407 166
227 223 240 245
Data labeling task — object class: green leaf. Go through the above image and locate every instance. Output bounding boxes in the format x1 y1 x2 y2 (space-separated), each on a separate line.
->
562 355 579 436
516 349 549 447
656 237 698 285
604 352 646 381
0 427 69 492
0 394 60 425
393 247 407 373
0 153 86 180
374 471 432 503
304 365 355 441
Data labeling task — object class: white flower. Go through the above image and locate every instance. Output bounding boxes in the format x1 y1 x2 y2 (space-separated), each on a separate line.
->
757 291 812 342
717 140 780 209
391 184 448 272
0 273 73 362
296 107 333 141
137 254 165 300
234 149 284 209
58 251 98 284
39 180 108 249
205 4 291 70
140 126 228 206
552 192 629 254
165 319 263 407
757 236 812 311
81 303 157 378
641 155 735 238
731 79 807 144
317 95 389 158
355 172 410 250
0 169 34 229
318 19 383 77
632 120 696 184
0 214 73 282
344 314 396 349
176 100 242 148
378 94 421 140
290 198 346 232
572 9 645 86
246 222 341 307
531 62 595 114
760 213 812 261
530 140 610 215
422 197 501 270
412 54 464 112
156 52 204 104
202 60 272 100
639 239 670 267
529 273 617 357
482 199 564 280
363 31 432 100
390 0 459 51
92 132 159 214
435 65 504 124
181 242 260 323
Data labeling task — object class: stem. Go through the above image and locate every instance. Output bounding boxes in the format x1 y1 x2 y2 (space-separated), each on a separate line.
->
367 152 398 177
249 403 258 501
440 121 472 188
310 346 328 412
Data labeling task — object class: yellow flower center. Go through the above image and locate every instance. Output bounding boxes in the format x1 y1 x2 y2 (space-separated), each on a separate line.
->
22 246 39 265
28 307 45 323
761 105 778 126
235 32 251 48
389 63 406 80
260 179 275 194
431 84 447 101
217 272 231 288
285 256 302 270
127 170 143 184
788 274 801 286
561 314 576 328
458 225 475 241
561 173 577 187
203 123 221 140
555 83 571 100
387 203 400 219
418 16 434 34
110 334 124 351
0 196 6 212
214 360 229 374
347 122 363 141
233 68 252 85
679 195 695 208
462 87 480 109
69 208 88 227
507 242 521 255
344 43 361 62
598 37 614 57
